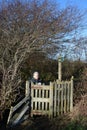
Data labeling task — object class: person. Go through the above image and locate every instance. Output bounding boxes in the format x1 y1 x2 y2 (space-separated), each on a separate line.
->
31 71 42 85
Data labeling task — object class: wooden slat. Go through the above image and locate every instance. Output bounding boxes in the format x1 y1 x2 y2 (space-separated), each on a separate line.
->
60 84 63 114
66 83 69 112
70 76 73 111
57 84 60 116
39 90 41 97
13 103 29 125
7 106 14 124
13 97 29 112
42 90 44 98
32 98 50 102
38 102 40 110
64 83 67 113
54 82 57 117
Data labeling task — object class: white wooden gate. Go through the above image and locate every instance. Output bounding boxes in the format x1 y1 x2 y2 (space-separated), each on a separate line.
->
31 82 53 118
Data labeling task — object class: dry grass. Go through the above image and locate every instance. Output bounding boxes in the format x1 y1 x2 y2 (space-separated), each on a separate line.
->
70 94 87 122
9 93 87 130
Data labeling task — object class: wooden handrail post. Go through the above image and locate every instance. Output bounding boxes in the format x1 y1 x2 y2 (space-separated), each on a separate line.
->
25 80 29 97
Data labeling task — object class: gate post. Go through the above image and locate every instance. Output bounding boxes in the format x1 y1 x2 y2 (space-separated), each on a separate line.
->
58 56 62 81
49 82 53 118
25 80 30 97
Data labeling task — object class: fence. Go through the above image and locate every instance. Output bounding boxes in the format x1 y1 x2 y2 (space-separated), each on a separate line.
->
7 77 73 125
30 76 73 117
53 77 73 116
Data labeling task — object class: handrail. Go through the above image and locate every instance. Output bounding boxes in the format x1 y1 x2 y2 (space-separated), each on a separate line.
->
7 81 30 125
7 96 29 125
13 96 29 112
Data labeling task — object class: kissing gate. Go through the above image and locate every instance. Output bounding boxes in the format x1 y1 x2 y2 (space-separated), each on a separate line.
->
7 57 73 125
28 77 73 117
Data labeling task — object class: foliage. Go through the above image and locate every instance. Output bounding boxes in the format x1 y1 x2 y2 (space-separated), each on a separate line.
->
63 116 87 130
62 59 85 80
21 52 58 82
64 122 87 130
21 56 86 82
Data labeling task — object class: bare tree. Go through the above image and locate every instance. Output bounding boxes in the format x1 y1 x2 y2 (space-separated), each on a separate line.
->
76 37 87 61
0 0 82 115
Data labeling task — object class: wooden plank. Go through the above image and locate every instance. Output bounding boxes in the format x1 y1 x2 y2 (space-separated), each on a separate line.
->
63 83 67 113
60 84 63 114
7 106 14 124
13 96 29 112
57 84 60 116
31 86 33 114
54 82 57 117
38 102 40 110
42 89 44 98
32 110 50 115
41 90 42 98
39 90 41 97
66 83 69 112
70 76 73 111
13 103 29 125
32 98 50 102
40 102 42 110
31 85 50 90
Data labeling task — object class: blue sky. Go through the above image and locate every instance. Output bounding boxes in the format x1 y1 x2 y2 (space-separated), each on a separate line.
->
57 0 87 60
58 0 87 10
58 0 87 37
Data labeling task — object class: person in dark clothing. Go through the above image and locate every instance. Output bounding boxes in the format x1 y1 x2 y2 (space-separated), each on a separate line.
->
31 71 42 85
